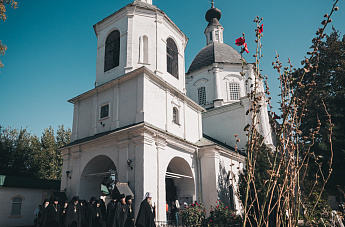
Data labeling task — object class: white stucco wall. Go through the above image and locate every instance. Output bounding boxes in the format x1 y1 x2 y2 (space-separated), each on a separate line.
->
199 146 245 215
202 100 248 150
0 188 51 227
71 75 140 142
70 68 203 144
143 74 202 143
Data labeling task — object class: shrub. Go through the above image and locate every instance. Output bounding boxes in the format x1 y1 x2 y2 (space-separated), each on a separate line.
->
205 200 242 226
180 202 206 226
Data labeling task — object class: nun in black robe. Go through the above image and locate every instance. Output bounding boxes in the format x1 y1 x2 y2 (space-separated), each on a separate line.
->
135 193 155 227
79 200 87 227
61 200 69 227
125 195 134 227
115 194 129 227
100 199 107 225
37 199 50 227
106 195 118 227
65 196 82 227
88 200 103 227
46 197 61 227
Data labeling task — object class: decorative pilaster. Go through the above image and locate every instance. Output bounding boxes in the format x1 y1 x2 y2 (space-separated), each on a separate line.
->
213 64 223 107
117 138 131 183
71 101 79 142
70 149 82 196
111 84 120 130
155 137 167 223
125 10 135 73
89 93 98 136
136 77 144 123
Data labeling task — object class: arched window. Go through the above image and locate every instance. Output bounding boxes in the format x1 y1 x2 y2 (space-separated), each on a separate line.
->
11 196 24 216
198 87 206 105
166 38 178 78
139 36 149 64
173 107 179 124
104 30 120 72
229 83 240 100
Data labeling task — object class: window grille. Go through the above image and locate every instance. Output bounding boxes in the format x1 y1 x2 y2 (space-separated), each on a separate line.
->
229 83 240 100
209 31 213 41
104 30 120 72
11 197 22 216
173 107 179 124
198 87 206 105
167 38 179 79
100 104 109 119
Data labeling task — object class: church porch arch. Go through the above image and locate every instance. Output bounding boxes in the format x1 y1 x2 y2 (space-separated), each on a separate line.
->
164 156 197 223
79 155 117 200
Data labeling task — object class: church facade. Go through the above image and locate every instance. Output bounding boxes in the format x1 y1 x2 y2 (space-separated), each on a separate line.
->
60 0 273 223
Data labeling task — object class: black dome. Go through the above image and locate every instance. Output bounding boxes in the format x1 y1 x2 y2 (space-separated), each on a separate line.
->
205 6 221 23
187 43 244 74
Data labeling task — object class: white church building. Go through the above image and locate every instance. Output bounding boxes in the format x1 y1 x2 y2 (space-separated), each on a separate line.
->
60 0 274 223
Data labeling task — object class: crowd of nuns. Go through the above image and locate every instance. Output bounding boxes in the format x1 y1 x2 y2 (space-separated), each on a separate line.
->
35 192 156 227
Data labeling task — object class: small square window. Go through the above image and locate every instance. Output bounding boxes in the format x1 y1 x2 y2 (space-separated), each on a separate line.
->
100 104 109 119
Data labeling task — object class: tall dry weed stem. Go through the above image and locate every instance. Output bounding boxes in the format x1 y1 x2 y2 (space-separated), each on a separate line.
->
240 1 338 226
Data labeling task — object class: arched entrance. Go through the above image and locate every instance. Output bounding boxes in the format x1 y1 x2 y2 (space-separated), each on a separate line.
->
165 157 195 211
79 155 117 200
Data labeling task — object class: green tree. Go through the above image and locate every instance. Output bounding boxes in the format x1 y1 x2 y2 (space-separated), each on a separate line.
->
294 28 345 198
0 0 18 68
39 126 71 180
0 125 71 180
0 127 33 176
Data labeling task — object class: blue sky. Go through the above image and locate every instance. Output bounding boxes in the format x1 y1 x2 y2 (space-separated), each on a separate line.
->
1 0 344 136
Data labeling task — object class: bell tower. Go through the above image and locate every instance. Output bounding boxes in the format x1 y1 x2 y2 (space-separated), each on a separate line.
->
93 0 188 93
204 1 224 45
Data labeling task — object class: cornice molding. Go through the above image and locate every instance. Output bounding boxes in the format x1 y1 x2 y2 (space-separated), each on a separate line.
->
68 66 205 112
202 98 248 117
